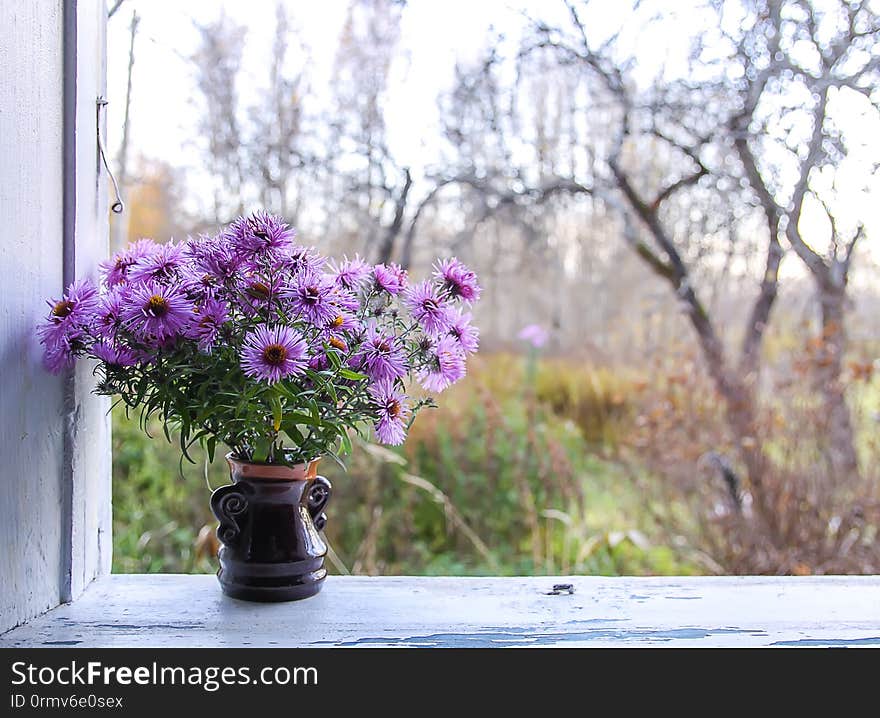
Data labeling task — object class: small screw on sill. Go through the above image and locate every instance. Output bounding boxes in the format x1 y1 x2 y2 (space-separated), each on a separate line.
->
546 583 575 596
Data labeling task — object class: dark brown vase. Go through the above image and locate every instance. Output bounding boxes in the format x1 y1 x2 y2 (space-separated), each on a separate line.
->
210 453 332 602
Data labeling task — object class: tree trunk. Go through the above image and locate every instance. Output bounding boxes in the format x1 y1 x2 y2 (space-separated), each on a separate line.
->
689 317 766 500
816 287 859 480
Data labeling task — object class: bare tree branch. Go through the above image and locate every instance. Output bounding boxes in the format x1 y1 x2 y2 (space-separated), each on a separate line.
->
108 0 126 19
784 87 831 284
841 223 865 275
375 167 412 264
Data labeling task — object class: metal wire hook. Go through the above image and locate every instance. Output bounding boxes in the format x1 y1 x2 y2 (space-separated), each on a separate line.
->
96 96 125 214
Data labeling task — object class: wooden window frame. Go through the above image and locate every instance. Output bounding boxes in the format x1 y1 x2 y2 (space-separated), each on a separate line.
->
0 0 111 634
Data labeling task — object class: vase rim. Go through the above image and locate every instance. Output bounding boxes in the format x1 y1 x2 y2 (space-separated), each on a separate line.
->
226 452 320 481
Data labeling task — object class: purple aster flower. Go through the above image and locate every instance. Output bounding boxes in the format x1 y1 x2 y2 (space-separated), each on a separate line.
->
417 335 466 393
224 211 295 261
43 336 77 374
434 257 481 303
92 340 139 367
330 256 371 291
240 325 309 384
37 278 100 351
100 238 158 287
128 241 186 284
404 280 453 336
284 271 338 326
447 308 479 354
184 235 241 287
189 298 229 352
308 351 330 372
280 244 326 277
321 311 361 338
369 380 411 446
352 325 408 383
235 274 284 318
329 285 361 314
121 282 194 341
372 263 407 295
179 267 220 301
517 323 548 348
93 286 128 341
182 233 212 259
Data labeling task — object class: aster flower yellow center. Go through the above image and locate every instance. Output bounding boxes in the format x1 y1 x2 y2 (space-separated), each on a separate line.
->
329 337 347 351
378 340 391 352
330 315 344 328
145 295 169 317
387 399 401 419
52 300 74 318
247 281 271 299
262 343 288 366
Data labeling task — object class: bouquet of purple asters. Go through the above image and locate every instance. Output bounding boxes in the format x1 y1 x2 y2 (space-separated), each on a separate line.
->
37 211 480 467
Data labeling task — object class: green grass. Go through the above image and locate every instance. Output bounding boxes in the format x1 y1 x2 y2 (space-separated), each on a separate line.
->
111 353 697 576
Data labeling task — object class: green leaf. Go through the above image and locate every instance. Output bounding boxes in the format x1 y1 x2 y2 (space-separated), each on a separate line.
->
326 349 342 370
253 436 271 463
273 383 299 402
283 425 304 446
270 394 283 431
285 411 322 427
339 429 352 456
324 450 347 472
339 368 369 381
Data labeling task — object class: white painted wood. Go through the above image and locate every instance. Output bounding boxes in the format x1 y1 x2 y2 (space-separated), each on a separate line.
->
0 0 110 633
0 0 67 634
2 575 878 647
66 0 112 601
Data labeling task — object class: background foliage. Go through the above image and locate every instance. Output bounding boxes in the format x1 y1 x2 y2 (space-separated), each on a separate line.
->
108 0 880 577
113 344 879 577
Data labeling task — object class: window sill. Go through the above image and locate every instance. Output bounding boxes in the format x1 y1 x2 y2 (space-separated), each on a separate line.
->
2 574 878 647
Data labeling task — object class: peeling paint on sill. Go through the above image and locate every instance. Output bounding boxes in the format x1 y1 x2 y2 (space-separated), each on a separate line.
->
770 636 880 647
315 625 768 648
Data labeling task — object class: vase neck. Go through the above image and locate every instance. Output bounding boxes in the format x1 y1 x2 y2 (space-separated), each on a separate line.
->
225 453 320 482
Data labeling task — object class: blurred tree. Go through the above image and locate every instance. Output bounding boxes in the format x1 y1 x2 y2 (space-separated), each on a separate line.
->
246 2 312 222
520 5 782 501
326 0 413 262
428 0 878 500
718 0 879 479
192 11 247 223
125 158 191 244
110 8 139 253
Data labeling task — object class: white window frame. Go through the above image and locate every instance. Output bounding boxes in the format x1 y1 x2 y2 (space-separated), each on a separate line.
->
0 0 111 633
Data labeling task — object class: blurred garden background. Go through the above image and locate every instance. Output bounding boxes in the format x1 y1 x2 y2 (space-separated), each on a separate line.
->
106 0 879 577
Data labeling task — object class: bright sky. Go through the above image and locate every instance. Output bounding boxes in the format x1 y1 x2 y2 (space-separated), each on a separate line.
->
106 0 547 177
107 0 877 280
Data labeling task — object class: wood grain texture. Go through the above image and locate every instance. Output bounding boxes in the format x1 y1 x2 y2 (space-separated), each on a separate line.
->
0 0 110 633
0 0 66 633
65 0 111 602
2 575 878 647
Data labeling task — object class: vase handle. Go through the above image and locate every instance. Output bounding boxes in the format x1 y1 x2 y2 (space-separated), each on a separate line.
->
211 484 251 547
305 476 332 531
